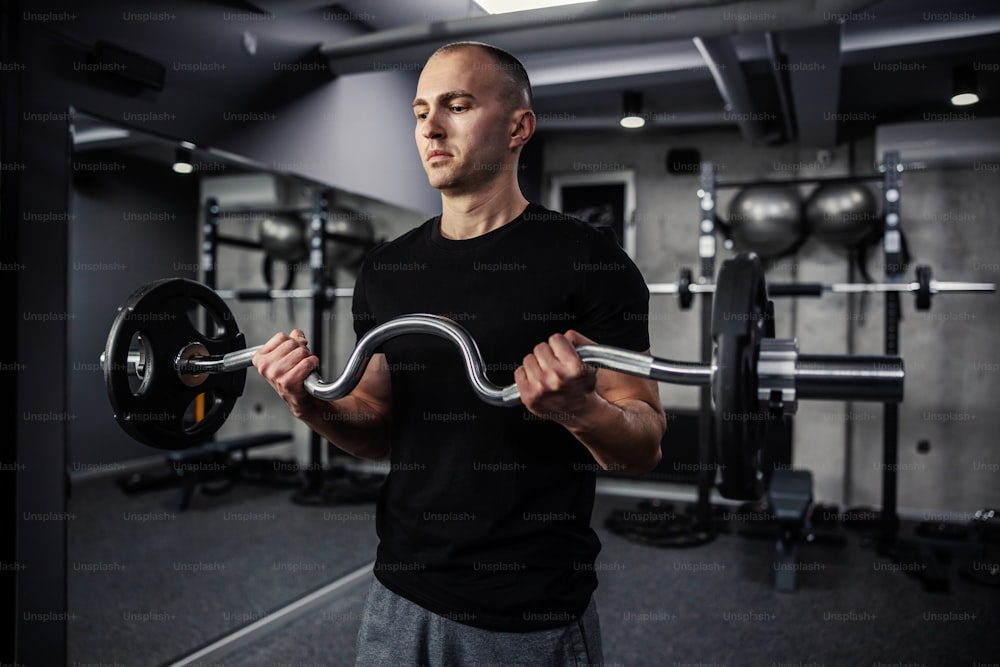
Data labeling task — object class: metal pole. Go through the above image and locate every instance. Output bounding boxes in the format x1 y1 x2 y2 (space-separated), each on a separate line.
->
306 191 328 494
697 162 718 520
880 150 903 546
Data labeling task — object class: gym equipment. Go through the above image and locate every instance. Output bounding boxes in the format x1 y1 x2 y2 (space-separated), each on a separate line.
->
604 499 718 548
676 267 694 309
711 256 775 499
650 263 995 311
205 266 997 314
959 509 1000 587
104 278 248 450
727 185 804 258
259 213 308 263
325 206 375 270
102 253 904 500
804 182 880 247
168 432 299 508
769 469 814 592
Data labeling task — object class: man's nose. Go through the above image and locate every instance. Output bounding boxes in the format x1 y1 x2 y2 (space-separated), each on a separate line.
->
421 108 445 139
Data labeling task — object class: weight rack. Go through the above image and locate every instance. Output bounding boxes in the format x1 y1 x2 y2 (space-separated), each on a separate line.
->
202 192 334 501
697 152 992 589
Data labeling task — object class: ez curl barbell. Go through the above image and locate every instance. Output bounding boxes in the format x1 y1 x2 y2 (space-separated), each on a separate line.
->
101 253 904 500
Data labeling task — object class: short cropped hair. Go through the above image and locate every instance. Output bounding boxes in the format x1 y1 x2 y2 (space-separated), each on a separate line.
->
430 41 533 111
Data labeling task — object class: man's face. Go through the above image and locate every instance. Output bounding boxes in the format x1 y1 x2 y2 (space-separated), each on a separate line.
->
412 48 519 194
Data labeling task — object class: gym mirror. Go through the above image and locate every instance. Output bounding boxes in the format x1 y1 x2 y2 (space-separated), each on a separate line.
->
66 109 421 664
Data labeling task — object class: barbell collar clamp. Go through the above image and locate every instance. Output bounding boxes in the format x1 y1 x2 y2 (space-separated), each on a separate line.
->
755 341 905 414
758 338 799 414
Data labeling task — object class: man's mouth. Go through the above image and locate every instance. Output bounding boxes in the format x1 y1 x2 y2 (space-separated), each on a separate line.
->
427 150 452 162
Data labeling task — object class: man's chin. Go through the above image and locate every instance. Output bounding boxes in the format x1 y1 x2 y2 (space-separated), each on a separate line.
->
424 166 451 187
425 172 459 192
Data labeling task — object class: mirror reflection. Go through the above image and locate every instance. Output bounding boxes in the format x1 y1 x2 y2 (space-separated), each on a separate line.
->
66 110 422 664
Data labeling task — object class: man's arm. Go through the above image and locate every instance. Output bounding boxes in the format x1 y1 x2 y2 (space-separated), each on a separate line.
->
514 331 666 474
252 329 393 460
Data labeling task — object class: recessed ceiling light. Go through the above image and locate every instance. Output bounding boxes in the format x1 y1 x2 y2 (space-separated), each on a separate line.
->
620 91 646 129
950 92 979 106
474 0 598 15
173 148 194 174
950 65 979 106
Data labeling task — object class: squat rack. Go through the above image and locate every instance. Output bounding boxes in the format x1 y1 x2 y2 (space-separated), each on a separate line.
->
695 151 993 586
694 154 907 538
202 191 346 502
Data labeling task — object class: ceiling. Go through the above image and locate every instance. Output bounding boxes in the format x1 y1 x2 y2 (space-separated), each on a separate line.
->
267 0 1000 147
73 0 1000 166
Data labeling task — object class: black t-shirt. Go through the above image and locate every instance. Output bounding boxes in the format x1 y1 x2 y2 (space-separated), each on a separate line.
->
352 203 650 631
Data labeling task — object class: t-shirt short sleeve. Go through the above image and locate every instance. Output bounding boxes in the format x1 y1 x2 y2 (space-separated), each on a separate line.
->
574 226 650 352
351 247 378 342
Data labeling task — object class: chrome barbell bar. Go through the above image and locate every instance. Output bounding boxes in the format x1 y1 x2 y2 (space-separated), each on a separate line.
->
160 313 903 413
647 279 995 295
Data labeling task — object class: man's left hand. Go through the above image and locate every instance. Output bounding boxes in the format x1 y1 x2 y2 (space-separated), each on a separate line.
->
514 330 599 423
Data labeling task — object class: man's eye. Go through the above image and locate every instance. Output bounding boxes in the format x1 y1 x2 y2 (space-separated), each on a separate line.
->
451 105 467 113
416 112 427 120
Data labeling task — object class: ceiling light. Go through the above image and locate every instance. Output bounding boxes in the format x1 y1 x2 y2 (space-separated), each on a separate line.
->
172 148 194 174
72 125 130 146
620 91 645 129
950 65 979 106
474 0 598 15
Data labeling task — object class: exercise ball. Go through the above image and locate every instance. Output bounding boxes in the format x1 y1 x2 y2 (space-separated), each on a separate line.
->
805 183 879 247
326 207 375 269
727 186 804 258
259 213 308 263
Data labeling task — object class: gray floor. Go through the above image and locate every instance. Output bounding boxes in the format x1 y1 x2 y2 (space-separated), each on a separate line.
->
69 470 1000 666
67 465 380 665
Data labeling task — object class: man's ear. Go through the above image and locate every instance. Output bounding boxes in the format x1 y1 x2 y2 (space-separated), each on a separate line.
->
509 109 536 149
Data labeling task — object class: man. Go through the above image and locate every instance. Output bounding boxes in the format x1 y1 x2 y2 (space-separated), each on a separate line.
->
254 41 666 665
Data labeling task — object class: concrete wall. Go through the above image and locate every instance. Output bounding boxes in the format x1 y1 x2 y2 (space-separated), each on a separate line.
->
541 126 1000 516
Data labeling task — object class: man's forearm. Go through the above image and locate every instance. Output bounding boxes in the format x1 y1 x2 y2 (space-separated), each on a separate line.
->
565 394 665 474
298 395 392 460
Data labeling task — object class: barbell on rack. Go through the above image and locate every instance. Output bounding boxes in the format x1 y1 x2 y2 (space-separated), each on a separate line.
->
198 266 994 313
651 264 995 311
101 253 905 500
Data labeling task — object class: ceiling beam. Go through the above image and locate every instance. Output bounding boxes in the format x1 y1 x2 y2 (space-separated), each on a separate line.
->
692 35 767 144
764 31 795 143
781 24 843 147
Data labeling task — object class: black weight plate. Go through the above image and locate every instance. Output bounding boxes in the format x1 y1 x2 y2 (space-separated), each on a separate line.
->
104 278 246 449
711 253 774 500
678 267 694 310
603 501 717 548
915 265 932 311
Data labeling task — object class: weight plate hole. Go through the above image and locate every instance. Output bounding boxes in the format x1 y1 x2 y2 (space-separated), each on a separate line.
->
181 391 222 433
128 332 152 397
186 299 229 340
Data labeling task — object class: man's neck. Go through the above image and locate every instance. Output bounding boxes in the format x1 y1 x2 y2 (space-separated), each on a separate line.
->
438 183 529 240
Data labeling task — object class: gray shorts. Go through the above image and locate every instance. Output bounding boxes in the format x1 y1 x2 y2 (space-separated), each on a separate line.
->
355 577 604 667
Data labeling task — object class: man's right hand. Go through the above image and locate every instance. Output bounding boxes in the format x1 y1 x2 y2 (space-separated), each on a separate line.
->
252 330 394 460
252 329 322 420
